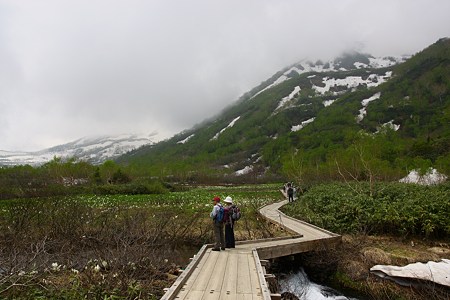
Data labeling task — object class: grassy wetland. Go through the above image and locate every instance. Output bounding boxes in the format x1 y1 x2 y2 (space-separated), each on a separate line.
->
0 184 286 299
1 181 449 299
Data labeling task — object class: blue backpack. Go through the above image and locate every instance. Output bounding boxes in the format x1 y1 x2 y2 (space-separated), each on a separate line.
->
216 205 225 223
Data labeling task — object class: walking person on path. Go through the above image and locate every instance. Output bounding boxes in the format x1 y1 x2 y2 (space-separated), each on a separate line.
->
210 196 225 251
223 196 236 248
287 183 294 202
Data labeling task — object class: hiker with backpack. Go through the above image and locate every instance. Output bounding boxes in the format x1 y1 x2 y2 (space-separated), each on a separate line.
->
223 196 241 248
287 183 294 202
210 196 225 251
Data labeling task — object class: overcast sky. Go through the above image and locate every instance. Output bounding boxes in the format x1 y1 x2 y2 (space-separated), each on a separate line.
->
1 0 449 151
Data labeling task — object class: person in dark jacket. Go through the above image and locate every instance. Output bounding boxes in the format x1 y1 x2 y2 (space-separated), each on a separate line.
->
287 183 294 202
223 196 236 248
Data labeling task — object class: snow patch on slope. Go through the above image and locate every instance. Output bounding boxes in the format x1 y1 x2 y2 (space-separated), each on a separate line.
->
252 75 289 98
369 56 404 68
354 62 368 69
377 120 400 132
313 72 391 95
250 54 406 100
211 116 241 141
177 134 195 144
235 165 253 176
323 99 336 107
275 86 301 111
357 93 381 122
291 117 315 132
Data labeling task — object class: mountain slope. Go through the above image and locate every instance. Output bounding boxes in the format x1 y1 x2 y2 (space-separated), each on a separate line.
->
0 134 156 166
119 39 450 179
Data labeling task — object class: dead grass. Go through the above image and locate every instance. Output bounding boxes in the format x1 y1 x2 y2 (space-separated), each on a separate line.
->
0 195 285 299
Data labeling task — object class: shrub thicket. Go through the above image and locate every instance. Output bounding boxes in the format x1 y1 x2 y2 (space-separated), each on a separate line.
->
281 182 450 238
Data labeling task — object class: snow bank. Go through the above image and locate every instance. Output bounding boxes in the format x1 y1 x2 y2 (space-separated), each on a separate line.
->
356 92 381 122
399 168 447 185
291 117 315 132
322 99 336 107
313 72 391 96
377 120 400 132
211 116 241 141
252 75 288 99
251 55 404 99
371 259 450 288
275 86 301 111
177 134 194 144
285 61 337 76
368 56 405 68
354 62 368 69
235 165 253 176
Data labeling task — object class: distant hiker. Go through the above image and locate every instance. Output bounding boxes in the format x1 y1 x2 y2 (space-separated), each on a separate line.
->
224 196 240 248
287 183 294 202
210 196 225 251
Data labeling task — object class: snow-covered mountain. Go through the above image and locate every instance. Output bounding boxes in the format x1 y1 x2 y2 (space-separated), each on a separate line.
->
120 47 433 176
0 133 157 166
251 53 409 99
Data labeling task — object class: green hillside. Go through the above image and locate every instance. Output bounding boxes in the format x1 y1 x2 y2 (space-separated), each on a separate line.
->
119 38 450 182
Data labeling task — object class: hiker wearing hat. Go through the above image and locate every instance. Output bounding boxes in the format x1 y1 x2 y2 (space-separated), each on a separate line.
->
223 196 236 248
210 196 225 251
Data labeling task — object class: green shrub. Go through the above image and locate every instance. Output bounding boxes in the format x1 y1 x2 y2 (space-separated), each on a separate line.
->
282 182 450 238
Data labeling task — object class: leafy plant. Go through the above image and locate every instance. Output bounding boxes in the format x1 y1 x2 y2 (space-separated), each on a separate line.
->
281 182 450 238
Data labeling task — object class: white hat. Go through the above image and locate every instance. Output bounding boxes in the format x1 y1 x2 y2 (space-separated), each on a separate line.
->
224 196 233 204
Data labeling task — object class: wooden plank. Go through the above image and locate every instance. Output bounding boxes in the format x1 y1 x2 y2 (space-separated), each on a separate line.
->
235 235 301 246
237 253 252 294
219 252 238 299
249 256 262 295
236 294 256 300
174 250 212 299
256 236 342 260
202 291 221 300
191 249 220 292
182 290 205 300
277 208 339 237
252 249 272 300
205 251 229 293
161 244 210 300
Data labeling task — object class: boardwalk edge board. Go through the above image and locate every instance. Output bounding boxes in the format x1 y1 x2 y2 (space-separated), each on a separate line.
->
276 208 340 237
252 249 273 300
255 235 342 260
160 244 210 300
258 211 301 236
235 235 303 246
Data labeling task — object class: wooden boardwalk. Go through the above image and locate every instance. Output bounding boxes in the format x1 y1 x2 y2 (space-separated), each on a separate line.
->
162 199 341 300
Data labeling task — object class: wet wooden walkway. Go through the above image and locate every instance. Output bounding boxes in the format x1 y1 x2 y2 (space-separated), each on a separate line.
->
161 199 341 300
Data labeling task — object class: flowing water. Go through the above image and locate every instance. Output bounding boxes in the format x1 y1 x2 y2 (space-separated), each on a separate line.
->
279 268 360 300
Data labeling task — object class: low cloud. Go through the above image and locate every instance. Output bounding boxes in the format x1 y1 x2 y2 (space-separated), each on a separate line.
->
1 0 449 150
